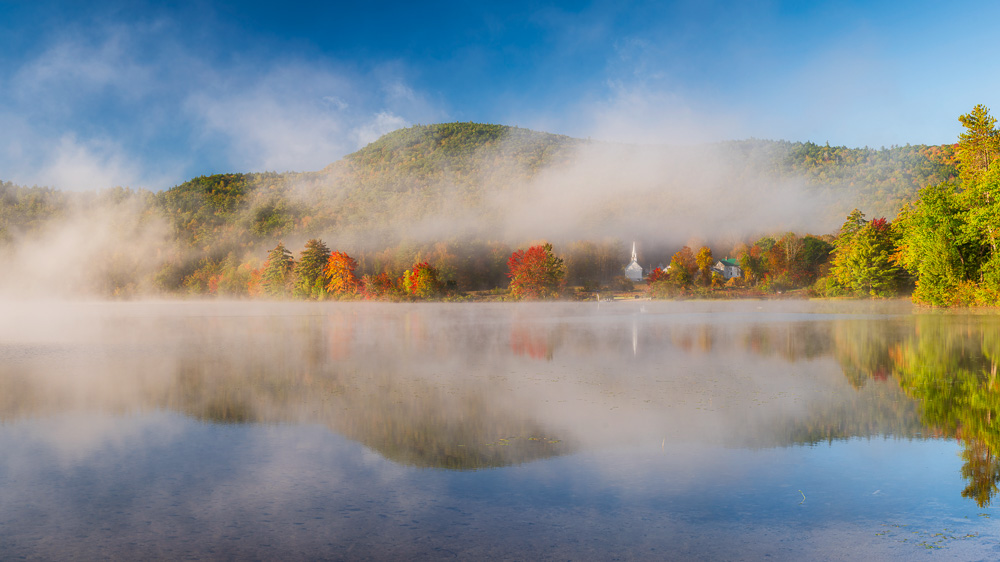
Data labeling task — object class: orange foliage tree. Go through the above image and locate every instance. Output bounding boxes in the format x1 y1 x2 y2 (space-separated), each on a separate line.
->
246 263 265 297
325 251 360 296
668 246 698 287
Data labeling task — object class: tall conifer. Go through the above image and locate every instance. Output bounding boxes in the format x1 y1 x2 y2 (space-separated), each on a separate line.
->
957 104 1000 184
261 242 294 297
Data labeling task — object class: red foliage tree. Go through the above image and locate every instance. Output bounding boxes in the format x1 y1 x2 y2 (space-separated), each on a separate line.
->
869 217 889 233
509 324 553 360
507 243 565 300
646 267 669 285
401 261 444 299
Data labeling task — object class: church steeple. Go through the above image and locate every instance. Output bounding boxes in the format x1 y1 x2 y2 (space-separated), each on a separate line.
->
625 241 643 283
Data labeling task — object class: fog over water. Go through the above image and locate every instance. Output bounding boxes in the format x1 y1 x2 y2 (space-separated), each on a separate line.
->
0 300 913 453
2 300 996 559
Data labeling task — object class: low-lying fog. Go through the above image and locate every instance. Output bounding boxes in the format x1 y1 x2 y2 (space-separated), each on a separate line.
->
0 299 918 466
9 300 994 560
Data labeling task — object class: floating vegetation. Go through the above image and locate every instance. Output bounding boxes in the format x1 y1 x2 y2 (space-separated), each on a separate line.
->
875 523 980 550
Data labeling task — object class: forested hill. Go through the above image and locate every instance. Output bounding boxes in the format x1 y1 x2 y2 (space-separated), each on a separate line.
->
332 122 581 178
0 122 957 296
149 124 956 251
302 123 584 234
324 124 957 229
2 123 956 247
719 139 956 215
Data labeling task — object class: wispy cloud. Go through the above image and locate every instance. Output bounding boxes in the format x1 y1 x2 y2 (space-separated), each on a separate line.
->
186 61 443 173
0 19 447 190
351 111 409 147
579 80 742 145
35 134 150 191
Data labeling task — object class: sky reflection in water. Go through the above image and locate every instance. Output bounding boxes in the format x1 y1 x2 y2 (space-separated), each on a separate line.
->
0 300 998 559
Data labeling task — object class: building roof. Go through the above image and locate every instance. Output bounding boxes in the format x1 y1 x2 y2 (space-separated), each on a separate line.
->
718 258 740 267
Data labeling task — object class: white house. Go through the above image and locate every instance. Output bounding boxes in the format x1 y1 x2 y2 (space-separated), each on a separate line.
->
712 258 742 280
625 242 644 282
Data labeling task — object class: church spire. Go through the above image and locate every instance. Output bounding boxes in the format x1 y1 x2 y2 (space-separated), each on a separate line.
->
625 241 644 282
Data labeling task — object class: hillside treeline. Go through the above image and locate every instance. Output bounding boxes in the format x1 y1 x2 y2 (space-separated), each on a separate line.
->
812 104 1000 306
0 122 959 299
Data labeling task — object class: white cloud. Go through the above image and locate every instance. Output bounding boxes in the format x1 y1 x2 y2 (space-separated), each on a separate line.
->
11 27 151 101
572 80 743 146
186 76 354 173
0 20 446 189
185 62 438 171
384 80 417 103
35 135 146 191
322 96 349 111
351 111 409 147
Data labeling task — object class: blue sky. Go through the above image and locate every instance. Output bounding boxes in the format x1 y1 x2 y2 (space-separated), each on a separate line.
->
1 0 998 190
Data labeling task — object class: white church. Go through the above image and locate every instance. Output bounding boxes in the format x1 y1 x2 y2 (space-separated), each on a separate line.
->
625 242 644 283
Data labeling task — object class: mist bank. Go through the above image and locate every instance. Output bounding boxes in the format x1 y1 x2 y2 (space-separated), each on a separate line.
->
0 300 926 468
0 123 957 298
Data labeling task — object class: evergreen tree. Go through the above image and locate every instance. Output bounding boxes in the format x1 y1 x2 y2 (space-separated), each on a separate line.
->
837 209 868 246
894 104 1000 305
957 104 1000 184
801 235 834 279
294 239 331 299
894 182 970 305
261 243 294 297
830 217 899 297
959 155 1000 292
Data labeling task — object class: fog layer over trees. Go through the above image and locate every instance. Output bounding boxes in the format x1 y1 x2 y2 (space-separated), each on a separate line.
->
0 122 959 300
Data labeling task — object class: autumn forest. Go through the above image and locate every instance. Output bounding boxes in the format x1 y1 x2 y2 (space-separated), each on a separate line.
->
1 109 995 306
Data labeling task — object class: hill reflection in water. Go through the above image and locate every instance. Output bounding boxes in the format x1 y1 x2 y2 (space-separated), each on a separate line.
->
0 301 929 468
1 300 999 559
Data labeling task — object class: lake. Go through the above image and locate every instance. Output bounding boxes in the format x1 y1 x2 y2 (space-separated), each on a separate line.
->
1 299 998 560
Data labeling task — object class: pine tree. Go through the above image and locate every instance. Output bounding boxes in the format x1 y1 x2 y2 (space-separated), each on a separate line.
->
830 213 900 298
293 239 331 299
261 243 294 297
957 104 1000 184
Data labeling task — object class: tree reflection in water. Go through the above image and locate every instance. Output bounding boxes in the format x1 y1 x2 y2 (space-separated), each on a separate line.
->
833 313 1000 507
3 301 1000 505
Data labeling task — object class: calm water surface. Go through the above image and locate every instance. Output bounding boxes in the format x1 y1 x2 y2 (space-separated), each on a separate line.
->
1 300 999 560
